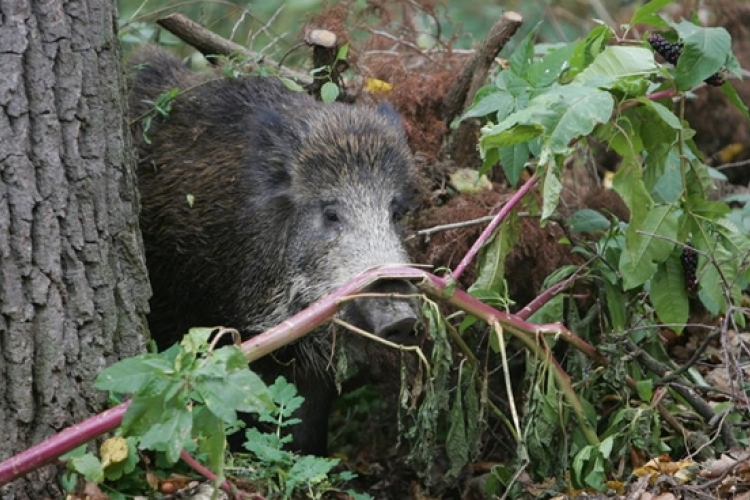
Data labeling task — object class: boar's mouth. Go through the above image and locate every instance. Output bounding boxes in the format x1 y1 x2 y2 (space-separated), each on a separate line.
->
340 279 422 346
288 279 422 346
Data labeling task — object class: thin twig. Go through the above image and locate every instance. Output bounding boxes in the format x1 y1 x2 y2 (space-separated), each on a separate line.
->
156 13 311 85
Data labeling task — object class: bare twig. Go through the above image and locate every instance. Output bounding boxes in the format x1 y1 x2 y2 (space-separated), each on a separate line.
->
441 11 523 124
155 13 311 85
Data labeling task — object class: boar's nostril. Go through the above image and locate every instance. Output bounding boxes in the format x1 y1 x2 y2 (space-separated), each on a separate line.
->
379 316 420 346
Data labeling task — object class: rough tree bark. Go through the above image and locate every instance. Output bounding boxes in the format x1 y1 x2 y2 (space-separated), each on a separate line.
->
0 0 150 497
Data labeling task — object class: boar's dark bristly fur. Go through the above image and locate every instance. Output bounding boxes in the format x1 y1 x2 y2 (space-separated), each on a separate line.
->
128 47 420 456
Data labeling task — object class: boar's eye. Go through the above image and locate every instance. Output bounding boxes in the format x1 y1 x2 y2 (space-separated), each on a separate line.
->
322 204 342 228
391 198 410 223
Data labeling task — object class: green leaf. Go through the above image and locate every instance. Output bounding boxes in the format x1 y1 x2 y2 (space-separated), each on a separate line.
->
498 143 531 187
480 123 543 151
68 453 104 483
320 81 340 103
573 46 659 85
197 369 273 423
244 427 293 464
569 209 611 233
461 91 515 122
94 354 173 393
103 437 140 481
446 376 469 479
569 25 613 77
651 257 689 333
525 42 577 87
509 29 536 77
630 0 672 27
193 406 228 471
636 379 654 402
621 205 679 289
604 282 627 332
612 163 653 226
544 87 614 153
469 214 519 297
265 376 305 422
280 77 305 93
722 80 750 121
139 408 193 463
671 22 732 90
542 162 563 220
287 455 340 492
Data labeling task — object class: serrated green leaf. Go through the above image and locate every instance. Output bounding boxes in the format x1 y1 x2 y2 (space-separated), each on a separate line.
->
69 453 104 483
120 393 165 435
321 81 340 103
182 327 213 353
197 370 273 423
287 455 340 491
244 427 293 464
193 406 227 471
103 437 140 481
94 354 173 393
651 257 689 333
139 409 193 463
569 209 611 233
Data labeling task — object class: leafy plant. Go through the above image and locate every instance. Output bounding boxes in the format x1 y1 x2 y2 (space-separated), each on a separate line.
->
461 0 750 494
62 328 374 498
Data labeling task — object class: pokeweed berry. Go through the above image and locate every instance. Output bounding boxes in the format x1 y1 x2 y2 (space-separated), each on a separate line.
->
648 33 725 87
680 245 699 293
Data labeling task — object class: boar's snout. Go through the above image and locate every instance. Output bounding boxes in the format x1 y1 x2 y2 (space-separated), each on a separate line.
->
352 279 421 345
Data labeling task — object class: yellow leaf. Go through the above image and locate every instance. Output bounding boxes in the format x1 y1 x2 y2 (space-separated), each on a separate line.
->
100 437 129 469
364 78 393 93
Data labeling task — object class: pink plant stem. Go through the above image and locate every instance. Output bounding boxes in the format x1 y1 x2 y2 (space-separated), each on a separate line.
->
647 89 676 101
516 276 573 320
451 175 537 281
179 450 259 500
0 265 606 486
0 401 130 485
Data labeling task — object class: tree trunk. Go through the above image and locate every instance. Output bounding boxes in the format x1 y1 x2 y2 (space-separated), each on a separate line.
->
0 0 150 497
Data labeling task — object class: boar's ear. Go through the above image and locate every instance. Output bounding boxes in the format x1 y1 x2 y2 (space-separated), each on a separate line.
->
249 107 302 202
375 102 406 136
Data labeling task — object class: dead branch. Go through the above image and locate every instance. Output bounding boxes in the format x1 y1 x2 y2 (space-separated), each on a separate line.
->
156 13 312 85
441 11 523 124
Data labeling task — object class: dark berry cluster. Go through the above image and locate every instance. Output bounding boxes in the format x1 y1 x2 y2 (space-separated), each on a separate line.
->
648 33 725 87
648 33 683 65
680 244 698 293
